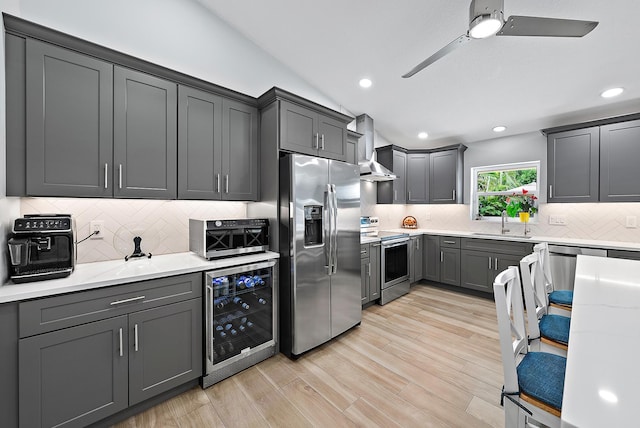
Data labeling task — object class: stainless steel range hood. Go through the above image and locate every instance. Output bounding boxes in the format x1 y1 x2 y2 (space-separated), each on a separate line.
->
356 114 396 182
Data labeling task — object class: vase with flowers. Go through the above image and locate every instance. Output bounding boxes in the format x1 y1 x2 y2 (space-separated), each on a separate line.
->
505 188 538 223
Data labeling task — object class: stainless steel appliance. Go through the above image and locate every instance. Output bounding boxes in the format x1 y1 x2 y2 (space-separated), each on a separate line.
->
548 245 607 290
279 154 361 358
202 258 278 388
7 214 75 283
360 216 410 305
189 218 269 259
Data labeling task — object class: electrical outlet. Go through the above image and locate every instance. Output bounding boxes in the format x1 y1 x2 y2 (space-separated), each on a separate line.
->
425 212 431 221
90 220 104 239
549 215 568 225
626 216 637 228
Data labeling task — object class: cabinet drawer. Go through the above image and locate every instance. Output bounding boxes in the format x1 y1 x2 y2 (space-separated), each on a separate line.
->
439 236 460 248
360 244 370 259
460 237 533 256
19 273 202 338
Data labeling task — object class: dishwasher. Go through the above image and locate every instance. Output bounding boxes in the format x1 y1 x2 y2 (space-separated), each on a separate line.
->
548 245 607 290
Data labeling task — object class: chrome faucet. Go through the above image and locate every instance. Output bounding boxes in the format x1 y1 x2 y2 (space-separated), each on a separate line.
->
501 210 510 235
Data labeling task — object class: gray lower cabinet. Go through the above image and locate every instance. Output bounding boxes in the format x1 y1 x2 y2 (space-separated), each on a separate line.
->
279 99 348 162
608 250 640 261
409 235 424 283
407 154 429 204
429 150 460 204
114 66 178 199
25 39 114 197
460 238 533 293
17 274 202 428
599 119 640 202
361 243 381 305
422 235 460 286
547 127 600 203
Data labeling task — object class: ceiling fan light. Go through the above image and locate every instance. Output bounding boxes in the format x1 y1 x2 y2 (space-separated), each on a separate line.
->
469 14 503 39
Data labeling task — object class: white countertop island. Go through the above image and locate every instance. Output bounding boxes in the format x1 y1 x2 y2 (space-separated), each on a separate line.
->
561 255 640 427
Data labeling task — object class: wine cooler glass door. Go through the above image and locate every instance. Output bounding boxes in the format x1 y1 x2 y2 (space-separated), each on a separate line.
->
205 260 276 371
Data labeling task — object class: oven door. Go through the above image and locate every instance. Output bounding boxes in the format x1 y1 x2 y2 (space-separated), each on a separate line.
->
381 238 409 289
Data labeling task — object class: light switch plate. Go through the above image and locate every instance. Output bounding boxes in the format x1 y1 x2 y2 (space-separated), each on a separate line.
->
90 220 104 239
549 215 567 225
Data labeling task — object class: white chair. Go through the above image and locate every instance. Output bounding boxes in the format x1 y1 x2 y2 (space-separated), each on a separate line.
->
534 242 573 315
520 252 570 356
494 266 566 428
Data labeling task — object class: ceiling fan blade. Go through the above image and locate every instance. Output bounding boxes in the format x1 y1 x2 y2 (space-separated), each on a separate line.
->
402 34 471 78
497 15 598 37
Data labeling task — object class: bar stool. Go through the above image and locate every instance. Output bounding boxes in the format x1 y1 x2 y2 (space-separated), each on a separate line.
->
534 242 572 315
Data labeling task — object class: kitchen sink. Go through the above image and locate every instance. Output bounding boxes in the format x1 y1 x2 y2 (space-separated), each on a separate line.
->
471 232 532 239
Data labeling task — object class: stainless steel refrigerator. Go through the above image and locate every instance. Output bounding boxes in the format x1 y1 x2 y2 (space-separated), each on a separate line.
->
279 154 361 358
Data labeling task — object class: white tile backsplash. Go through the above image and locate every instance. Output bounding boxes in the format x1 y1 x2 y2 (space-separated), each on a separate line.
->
21 198 247 263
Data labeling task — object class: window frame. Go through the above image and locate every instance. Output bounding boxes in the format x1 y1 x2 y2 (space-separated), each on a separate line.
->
470 160 541 222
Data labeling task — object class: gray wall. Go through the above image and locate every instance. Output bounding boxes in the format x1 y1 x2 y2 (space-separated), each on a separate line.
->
463 131 547 204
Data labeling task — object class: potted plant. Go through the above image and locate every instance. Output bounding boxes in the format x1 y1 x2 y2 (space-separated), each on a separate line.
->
505 188 538 222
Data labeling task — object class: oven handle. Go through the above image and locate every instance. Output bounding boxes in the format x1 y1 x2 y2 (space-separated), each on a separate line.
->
381 237 410 247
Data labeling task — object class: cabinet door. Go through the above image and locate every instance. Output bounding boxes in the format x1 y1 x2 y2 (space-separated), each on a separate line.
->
19 316 128 428
414 237 423 283
495 253 523 279
114 66 177 199
177 85 223 200
440 248 461 286
280 100 318 156
460 250 493 292
222 99 259 201
407 153 429 203
318 114 347 162
361 257 370 304
423 235 440 282
345 132 359 165
370 243 381 301
26 39 113 197
392 151 407 204
429 150 457 203
129 299 202 405
600 120 640 202
547 127 599 202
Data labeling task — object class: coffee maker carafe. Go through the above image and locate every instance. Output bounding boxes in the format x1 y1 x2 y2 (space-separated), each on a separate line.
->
7 214 75 283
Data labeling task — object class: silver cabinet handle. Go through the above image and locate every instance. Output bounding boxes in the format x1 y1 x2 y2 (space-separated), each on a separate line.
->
361 250 367 254
368 262 371 277
549 185 553 199
118 164 123 189
452 189 456 200
394 190 397 201
440 251 443 263
408 191 411 200
110 295 145 306
315 133 319 150
104 163 108 189
134 324 139 352
225 175 229 193
494 258 498 270
216 174 221 193
321 134 325 150
371 243 381 247
488 257 492 269
119 327 123 357
443 240 455 245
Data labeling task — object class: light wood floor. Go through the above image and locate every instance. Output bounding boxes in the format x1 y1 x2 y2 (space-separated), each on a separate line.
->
113 284 505 428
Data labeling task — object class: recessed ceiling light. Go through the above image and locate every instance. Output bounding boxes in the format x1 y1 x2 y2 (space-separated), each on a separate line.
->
601 87 624 98
359 78 372 89
493 125 507 133
418 132 429 139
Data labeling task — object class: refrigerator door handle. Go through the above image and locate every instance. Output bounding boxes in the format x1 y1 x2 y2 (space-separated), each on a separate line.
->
331 184 338 275
325 184 333 274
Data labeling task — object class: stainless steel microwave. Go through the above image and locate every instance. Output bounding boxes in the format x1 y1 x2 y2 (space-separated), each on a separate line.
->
189 218 269 260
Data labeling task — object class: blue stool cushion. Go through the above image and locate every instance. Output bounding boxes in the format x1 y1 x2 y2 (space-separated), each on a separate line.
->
549 290 573 306
539 314 571 345
517 352 566 411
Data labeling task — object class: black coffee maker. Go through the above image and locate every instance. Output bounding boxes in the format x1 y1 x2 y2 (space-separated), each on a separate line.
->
7 214 76 283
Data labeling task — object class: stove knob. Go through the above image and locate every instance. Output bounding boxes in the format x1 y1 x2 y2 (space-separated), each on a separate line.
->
215 220 222 227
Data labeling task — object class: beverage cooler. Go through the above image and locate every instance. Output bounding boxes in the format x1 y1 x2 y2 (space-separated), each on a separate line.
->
202 259 278 388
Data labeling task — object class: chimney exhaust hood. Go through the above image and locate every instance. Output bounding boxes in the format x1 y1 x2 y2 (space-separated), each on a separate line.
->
356 114 397 182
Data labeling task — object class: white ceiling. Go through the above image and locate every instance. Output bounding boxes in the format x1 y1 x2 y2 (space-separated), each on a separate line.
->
199 0 640 148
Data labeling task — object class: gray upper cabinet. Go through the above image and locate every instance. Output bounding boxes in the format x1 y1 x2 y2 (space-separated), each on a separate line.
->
222 98 258 201
345 130 361 165
429 150 459 203
25 39 114 197
278 97 349 162
376 146 407 204
547 127 599 203
178 87 257 201
599 119 640 202
114 67 178 199
178 85 223 200
407 153 429 203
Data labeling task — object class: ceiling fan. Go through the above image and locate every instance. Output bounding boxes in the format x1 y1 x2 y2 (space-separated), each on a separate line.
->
402 0 598 78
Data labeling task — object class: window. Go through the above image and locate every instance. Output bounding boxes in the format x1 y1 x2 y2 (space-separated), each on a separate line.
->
471 161 540 221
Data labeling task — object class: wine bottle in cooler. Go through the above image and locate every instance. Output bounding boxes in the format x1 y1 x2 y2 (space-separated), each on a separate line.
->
233 296 250 310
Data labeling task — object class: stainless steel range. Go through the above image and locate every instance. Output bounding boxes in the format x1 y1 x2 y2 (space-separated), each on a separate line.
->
361 217 410 305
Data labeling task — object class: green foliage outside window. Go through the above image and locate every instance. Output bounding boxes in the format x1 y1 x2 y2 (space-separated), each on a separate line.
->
476 167 537 218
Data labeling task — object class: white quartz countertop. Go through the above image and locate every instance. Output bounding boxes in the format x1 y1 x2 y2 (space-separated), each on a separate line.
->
561 255 640 427
0 251 280 304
